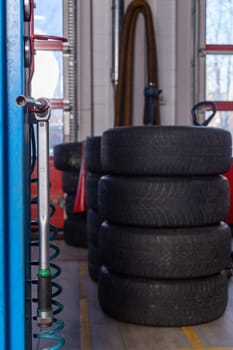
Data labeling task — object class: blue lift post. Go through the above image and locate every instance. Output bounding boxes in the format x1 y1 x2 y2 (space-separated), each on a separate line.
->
0 0 31 349
0 0 7 347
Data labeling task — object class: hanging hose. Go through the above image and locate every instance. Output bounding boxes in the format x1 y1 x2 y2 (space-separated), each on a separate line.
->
115 0 161 126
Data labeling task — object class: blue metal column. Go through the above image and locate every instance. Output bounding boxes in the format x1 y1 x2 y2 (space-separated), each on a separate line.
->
0 0 31 349
0 0 7 348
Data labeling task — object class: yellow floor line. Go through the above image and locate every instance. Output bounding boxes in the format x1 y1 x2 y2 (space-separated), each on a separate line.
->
174 348 233 350
182 326 233 350
182 327 206 350
80 262 92 350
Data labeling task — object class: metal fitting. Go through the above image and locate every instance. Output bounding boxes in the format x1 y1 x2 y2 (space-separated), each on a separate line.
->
37 310 53 328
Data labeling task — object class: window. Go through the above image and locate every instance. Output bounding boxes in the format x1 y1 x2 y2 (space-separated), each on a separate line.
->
198 0 233 135
32 1 64 155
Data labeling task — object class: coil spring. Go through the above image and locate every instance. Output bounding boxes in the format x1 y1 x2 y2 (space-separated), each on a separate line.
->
30 126 65 349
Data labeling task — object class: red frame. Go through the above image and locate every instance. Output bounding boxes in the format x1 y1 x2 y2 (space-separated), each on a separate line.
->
215 101 233 111
205 44 233 111
205 44 233 52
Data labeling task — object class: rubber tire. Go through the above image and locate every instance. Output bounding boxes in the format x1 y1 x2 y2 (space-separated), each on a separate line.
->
62 171 79 193
101 126 232 175
88 244 101 282
64 215 87 248
87 209 104 247
99 175 229 227
86 172 102 209
85 136 102 173
65 193 76 217
99 222 231 278
54 142 82 172
98 267 228 326
88 263 100 282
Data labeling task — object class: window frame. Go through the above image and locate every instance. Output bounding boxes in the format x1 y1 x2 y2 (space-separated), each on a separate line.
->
197 0 233 112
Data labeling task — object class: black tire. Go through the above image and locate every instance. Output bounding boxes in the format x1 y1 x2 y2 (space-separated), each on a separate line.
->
101 126 232 175
62 171 79 193
87 209 104 246
64 215 87 248
99 175 229 227
88 263 100 282
98 267 228 326
88 244 101 282
99 222 231 278
86 173 102 209
54 142 82 172
65 193 76 217
88 244 101 265
85 136 102 173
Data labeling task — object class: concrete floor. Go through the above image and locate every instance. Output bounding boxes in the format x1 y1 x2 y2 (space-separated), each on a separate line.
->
32 239 233 350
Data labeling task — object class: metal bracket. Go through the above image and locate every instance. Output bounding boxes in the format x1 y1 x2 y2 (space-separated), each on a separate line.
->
24 0 31 21
63 41 71 55
24 37 31 68
198 47 206 57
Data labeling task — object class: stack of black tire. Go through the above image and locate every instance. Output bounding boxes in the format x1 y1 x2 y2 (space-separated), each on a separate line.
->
85 136 104 281
54 142 87 247
98 126 232 326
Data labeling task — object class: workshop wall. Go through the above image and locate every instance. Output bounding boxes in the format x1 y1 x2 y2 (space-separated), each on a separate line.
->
91 0 178 135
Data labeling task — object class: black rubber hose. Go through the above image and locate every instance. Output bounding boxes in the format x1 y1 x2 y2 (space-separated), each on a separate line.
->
115 0 160 126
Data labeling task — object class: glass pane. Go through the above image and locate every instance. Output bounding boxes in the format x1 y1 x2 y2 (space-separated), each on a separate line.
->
32 110 63 156
206 54 233 101
32 51 63 99
208 111 233 146
49 109 63 156
206 0 233 44
34 0 63 37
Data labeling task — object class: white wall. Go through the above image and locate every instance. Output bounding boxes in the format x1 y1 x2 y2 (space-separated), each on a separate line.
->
77 0 93 140
175 0 194 125
92 0 113 135
83 0 193 138
151 0 176 125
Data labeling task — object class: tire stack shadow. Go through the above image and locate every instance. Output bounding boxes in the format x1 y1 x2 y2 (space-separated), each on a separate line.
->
85 136 104 281
53 142 87 247
98 126 232 326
